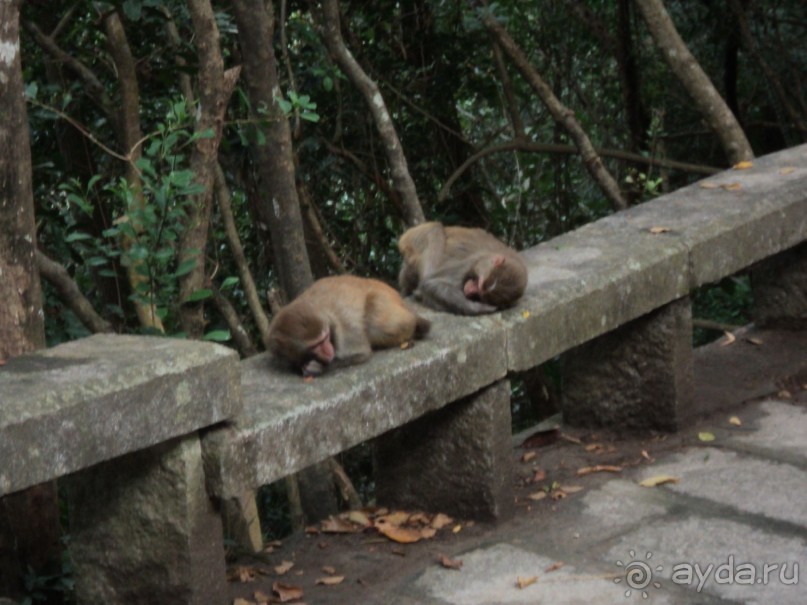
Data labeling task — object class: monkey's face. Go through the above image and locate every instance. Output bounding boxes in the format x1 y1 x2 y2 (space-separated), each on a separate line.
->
465 255 525 308
268 303 335 375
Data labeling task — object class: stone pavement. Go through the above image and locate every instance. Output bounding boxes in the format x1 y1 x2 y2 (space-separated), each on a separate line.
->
229 330 807 605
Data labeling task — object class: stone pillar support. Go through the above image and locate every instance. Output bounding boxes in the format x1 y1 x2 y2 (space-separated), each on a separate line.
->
374 380 514 522
68 434 227 605
562 297 694 431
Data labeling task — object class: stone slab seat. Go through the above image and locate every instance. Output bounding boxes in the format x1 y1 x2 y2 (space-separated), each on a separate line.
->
501 143 807 371
201 312 508 502
203 143 807 502
0 333 241 497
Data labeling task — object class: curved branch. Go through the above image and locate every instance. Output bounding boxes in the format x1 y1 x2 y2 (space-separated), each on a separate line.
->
36 250 114 334
314 0 425 226
438 140 720 202
478 5 628 210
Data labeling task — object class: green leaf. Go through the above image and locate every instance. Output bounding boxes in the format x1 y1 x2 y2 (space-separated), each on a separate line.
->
65 231 94 243
174 258 197 277
86 256 108 267
220 276 240 289
203 329 231 342
186 288 212 302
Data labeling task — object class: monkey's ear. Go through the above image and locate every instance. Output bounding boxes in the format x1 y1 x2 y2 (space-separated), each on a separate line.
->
493 255 506 267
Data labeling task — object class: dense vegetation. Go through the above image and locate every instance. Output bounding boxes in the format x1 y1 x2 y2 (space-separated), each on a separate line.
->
17 0 805 349
2 1 805 599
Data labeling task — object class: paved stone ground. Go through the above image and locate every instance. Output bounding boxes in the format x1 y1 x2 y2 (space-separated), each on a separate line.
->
229 328 807 605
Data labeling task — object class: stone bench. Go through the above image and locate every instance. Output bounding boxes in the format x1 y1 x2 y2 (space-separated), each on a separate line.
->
203 143 807 544
0 335 241 604
1 145 804 605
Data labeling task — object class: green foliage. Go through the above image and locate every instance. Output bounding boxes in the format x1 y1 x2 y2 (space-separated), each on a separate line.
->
20 539 74 605
692 276 753 346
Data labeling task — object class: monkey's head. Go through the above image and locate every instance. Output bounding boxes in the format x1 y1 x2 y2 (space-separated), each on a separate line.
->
464 254 527 308
267 301 335 376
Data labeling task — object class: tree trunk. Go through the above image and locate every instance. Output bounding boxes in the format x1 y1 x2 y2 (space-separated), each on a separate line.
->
479 6 628 211
0 0 60 594
103 9 166 332
232 0 338 524
231 0 313 300
634 0 754 163
315 0 425 227
177 0 233 338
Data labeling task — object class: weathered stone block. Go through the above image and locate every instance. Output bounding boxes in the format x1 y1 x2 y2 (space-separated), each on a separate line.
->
752 243 807 329
0 334 241 497
374 380 514 522
68 435 227 605
202 310 507 500
562 298 694 431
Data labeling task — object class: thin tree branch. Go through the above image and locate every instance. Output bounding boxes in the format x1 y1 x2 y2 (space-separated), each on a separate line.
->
214 163 273 348
438 140 719 202
477 3 629 210
36 250 114 334
314 0 425 226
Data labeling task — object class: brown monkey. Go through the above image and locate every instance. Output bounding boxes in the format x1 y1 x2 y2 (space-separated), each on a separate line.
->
267 275 430 376
398 222 527 315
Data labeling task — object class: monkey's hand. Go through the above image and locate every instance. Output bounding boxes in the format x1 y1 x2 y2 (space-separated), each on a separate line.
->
302 359 327 377
415 282 497 315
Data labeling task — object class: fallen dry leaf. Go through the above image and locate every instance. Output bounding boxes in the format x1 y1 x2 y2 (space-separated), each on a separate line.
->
545 561 564 573
303 375 314 384
253 590 271 604
233 598 253 605
228 566 259 583
648 226 671 234
641 449 654 462
322 566 336 575
346 510 372 527
379 511 411 526
698 431 716 442
409 512 430 525
517 576 538 589
639 475 680 487
522 310 530 318
321 516 359 534
521 451 537 463
274 561 294 575
399 340 411 350
531 468 547 482
438 554 463 570
576 464 622 476
729 416 742 426
733 160 753 170
452 524 463 534
584 443 604 452
560 433 583 445
720 331 736 346
778 389 792 399
699 181 719 189
521 428 560 448
272 581 304 603
527 491 547 501
745 337 763 346
779 167 795 175
375 519 423 544
720 182 742 191
430 513 454 530
316 576 345 586
420 527 437 539
559 485 584 494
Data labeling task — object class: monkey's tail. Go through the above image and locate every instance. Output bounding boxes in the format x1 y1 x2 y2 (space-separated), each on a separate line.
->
414 315 431 338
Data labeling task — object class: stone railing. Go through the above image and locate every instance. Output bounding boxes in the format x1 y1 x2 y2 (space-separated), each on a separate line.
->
1 144 804 604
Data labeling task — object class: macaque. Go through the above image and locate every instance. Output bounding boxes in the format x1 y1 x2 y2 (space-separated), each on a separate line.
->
267 275 430 376
398 222 527 315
